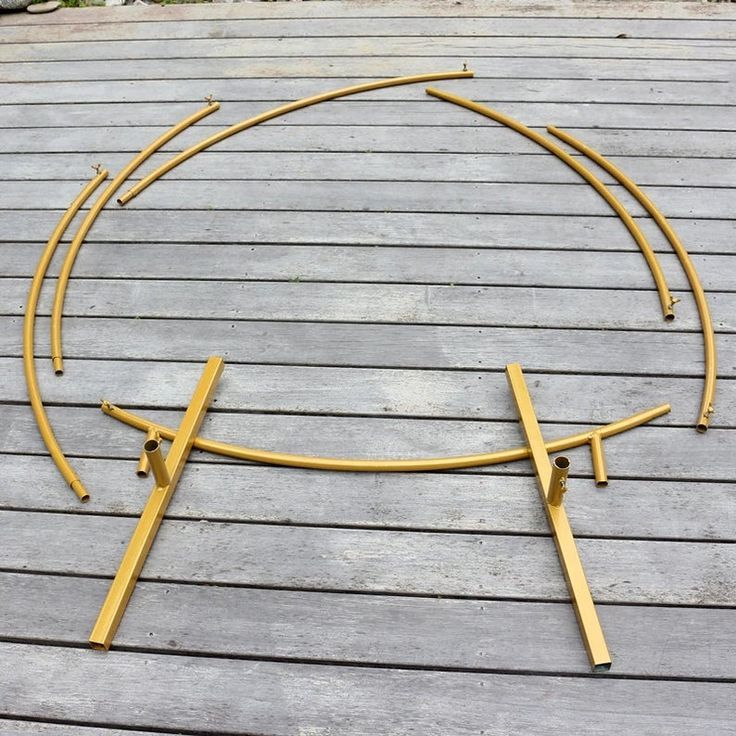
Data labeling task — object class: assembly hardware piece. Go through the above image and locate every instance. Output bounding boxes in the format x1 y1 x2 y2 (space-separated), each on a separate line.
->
23 169 109 503
116 70 474 206
547 126 717 433
425 87 676 323
50 100 220 376
506 363 611 671
136 427 159 478
101 400 670 473
89 356 224 651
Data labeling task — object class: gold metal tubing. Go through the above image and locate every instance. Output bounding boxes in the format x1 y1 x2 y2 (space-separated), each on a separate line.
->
23 169 109 503
89 356 224 650
425 87 676 322
548 456 570 507
505 363 611 671
117 71 474 206
100 400 670 473
136 427 158 477
143 437 170 488
50 101 220 376
547 125 717 432
589 431 608 487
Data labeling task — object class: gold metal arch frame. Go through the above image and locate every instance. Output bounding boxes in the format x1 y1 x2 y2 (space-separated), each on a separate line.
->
546 126 717 432
27 72 712 666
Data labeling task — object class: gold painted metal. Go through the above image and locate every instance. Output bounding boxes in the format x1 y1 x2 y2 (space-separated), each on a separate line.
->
589 431 608 487
100 400 670 473
23 169 109 503
136 427 158 478
117 71 474 205
548 456 570 507
505 363 611 671
50 101 220 376
547 126 717 432
425 87 676 322
89 356 224 651
143 436 170 488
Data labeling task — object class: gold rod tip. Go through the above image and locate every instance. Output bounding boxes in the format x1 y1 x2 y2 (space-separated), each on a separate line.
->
89 639 109 651
71 479 90 504
52 356 64 375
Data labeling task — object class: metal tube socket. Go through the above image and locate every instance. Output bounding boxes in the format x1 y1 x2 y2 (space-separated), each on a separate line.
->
590 432 608 487
547 456 570 506
144 437 170 488
136 428 158 478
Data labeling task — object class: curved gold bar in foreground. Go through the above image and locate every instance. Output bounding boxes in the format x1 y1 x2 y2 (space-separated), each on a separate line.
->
547 126 717 433
23 170 109 503
425 87 676 322
117 71 474 206
101 400 669 473
50 100 220 376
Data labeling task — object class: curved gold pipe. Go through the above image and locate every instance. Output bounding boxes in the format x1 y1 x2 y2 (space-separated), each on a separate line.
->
117 70 474 206
24 169 109 503
425 87 676 322
547 126 717 433
101 400 669 473
50 100 220 376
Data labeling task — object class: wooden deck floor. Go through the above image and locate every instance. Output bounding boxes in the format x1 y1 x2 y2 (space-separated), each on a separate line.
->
1 0 735 732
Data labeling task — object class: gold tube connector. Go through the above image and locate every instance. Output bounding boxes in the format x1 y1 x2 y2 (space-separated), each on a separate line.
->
144 437 170 488
136 428 158 478
547 456 570 507
590 432 608 487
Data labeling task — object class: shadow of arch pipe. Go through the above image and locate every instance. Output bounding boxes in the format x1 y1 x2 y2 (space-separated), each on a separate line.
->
425 87 676 323
50 100 220 377
23 169 109 503
116 70 474 206
548 125 717 433
100 400 669 473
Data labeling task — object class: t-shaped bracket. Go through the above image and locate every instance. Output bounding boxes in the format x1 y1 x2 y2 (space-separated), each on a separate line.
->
89 356 224 650
505 363 611 672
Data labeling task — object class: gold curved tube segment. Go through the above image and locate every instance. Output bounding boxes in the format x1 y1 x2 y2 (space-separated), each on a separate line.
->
117 71 474 206
23 169 109 503
547 126 717 433
101 400 670 473
50 100 220 376
425 87 676 323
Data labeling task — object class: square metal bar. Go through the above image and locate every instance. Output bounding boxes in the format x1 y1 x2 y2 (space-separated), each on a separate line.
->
505 363 611 671
89 356 224 650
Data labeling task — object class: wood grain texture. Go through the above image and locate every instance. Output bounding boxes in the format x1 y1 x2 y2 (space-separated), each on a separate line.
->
0 642 734 735
1 572 734 678
2 77 732 106
1 456 734 541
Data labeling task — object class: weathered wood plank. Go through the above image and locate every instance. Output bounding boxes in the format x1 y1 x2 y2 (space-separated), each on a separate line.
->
0 642 733 735
3 77 731 106
5 56 735 83
4 244 732 292
4 151 736 187
3 100 735 132
3 211 730 255
2 357 731 428
4 277 730 332
2 455 734 541
2 316 733 381
5 36 736 64
1 405 733 482
5 179 734 220
2 510 735 604
1 572 734 679
0 721 162 736
4 124 734 160
4 0 736 23
2 16 736 42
